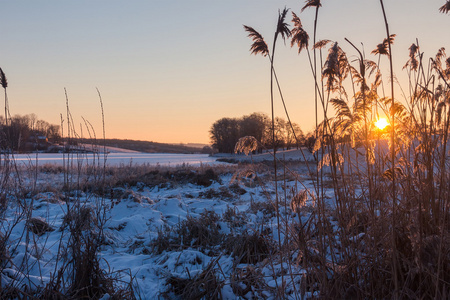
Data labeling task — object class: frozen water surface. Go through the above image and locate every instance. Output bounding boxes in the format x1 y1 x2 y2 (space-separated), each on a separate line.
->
11 152 220 167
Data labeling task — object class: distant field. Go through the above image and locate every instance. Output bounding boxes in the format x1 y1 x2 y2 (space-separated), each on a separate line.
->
79 138 210 154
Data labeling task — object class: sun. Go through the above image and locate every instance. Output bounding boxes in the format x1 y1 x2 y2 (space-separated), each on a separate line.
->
375 118 389 130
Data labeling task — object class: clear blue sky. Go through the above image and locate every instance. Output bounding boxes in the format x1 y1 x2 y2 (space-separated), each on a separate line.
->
1 1 448 143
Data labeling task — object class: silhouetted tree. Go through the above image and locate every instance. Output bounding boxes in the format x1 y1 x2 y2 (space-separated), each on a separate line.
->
209 117 240 153
210 113 305 154
0 114 61 152
239 113 269 153
305 131 316 153
285 122 304 149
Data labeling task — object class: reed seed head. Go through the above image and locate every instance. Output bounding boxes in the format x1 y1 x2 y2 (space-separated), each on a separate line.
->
291 12 309 53
234 136 258 155
0 68 7 89
439 1 450 13
276 7 291 41
301 0 321 13
371 34 396 57
243 25 269 57
403 43 419 70
290 190 308 212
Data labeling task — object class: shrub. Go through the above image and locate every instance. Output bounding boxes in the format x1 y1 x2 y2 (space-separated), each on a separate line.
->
223 230 274 264
163 258 224 300
27 217 55 236
176 210 223 250
222 205 246 229
230 266 269 299
150 210 223 254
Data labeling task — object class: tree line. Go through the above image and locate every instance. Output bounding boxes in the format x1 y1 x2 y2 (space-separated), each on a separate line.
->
0 113 61 152
210 112 314 153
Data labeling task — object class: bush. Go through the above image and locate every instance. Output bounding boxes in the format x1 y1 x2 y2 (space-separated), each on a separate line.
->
223 230 274 264
150 210 223 254
163 258 224 300
27 217 55 236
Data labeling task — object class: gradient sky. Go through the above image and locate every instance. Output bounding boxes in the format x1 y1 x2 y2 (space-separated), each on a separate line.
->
1 1 448 144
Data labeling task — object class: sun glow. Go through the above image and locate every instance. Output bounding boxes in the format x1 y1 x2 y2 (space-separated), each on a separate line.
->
375 118 389 130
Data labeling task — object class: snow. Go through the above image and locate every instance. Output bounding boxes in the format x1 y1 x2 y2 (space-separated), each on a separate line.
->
11 152 222 167
215 148 316 163
0 150 327 299
10 147 320 169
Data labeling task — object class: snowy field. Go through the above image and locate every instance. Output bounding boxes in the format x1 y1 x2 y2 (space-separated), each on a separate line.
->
11 148 316 168
11 153 221 167
0 150 324 299
5 143 442 298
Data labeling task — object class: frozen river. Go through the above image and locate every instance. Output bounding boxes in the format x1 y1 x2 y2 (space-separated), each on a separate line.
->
9 153 220 167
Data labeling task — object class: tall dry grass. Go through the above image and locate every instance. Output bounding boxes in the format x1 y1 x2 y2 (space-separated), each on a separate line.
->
244 1 450 298
0 83 138 299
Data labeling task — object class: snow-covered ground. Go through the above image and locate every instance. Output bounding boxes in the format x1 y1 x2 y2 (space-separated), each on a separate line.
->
7 141 442 298
0 152 325 299
12 153 221 167
11 148 316 168
215 148 316 163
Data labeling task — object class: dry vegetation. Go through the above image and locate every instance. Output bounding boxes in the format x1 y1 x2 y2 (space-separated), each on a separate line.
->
0 1 450 299
238 0 450 298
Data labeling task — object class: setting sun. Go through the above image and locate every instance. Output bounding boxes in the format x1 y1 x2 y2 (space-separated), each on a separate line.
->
375 118 389 130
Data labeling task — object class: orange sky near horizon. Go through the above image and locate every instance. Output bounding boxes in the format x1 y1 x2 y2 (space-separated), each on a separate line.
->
1 1 448 144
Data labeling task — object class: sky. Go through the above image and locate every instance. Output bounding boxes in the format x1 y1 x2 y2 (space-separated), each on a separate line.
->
0 1 448 144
